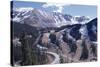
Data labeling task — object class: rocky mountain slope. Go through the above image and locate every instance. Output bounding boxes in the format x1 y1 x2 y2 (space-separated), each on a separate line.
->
11 7 97 65
12 7 90 28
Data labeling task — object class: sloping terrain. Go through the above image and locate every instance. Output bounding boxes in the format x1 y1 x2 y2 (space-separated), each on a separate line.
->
11 7 97 66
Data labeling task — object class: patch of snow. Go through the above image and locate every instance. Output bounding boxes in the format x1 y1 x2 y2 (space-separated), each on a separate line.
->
37 44 48 50
15 7 34 12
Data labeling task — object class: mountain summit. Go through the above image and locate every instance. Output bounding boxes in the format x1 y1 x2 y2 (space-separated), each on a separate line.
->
12 7 90 28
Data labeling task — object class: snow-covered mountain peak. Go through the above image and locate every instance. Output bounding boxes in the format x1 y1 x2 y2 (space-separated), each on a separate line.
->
12 7 91 28
14 7 34 12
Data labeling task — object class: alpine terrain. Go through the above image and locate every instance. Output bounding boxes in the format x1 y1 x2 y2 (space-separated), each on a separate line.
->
11 7 97 66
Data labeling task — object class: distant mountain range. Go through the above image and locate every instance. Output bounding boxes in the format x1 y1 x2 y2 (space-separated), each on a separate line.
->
11 7 97 64
11 7 97 42
12 7 91 28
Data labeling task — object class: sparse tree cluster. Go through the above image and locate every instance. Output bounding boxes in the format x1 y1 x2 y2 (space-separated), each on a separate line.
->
17 31 48 65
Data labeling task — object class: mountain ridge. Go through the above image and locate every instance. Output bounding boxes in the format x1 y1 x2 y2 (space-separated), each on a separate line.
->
12 7 91 28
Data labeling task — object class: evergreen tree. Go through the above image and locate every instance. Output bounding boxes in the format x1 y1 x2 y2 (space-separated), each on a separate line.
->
19 31 48 65
80 40 89 60
19 32 33 65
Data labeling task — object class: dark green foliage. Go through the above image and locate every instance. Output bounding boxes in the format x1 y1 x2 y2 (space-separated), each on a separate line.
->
62 31 77 53
60 56 64 63
18 31 47 65
13 45 22 62
86 18 97 41
91 44 97 57
12 22 38 38
80 40 89 60
49 33 56 44
19 32 34 65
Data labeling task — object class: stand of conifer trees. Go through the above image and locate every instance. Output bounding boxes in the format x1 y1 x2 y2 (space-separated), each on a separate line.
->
19 32 47 65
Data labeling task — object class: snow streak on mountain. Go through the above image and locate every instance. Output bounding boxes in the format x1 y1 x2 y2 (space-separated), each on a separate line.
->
12 7 91 28
11 7 97 66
